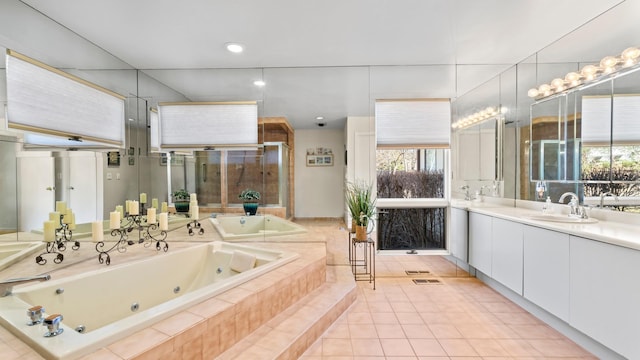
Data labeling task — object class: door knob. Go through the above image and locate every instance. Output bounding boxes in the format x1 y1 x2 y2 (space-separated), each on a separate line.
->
46 187 54 191
69 186 75 190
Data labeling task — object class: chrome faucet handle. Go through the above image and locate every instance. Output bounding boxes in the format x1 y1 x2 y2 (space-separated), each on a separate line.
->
43 313 64 337
27 305 45 326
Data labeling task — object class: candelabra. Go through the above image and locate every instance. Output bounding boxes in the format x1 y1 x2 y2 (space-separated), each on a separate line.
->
95 202 168 266
35 214 80 265
186 219 205 236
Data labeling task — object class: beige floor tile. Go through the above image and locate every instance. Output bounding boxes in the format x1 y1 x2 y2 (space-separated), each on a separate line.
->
349 323 379 339
322 338 353 356
380 338 416 357
375 324 406 339
351 338 384 356
438 338 480 357
408 338 447 356
428 323 464 339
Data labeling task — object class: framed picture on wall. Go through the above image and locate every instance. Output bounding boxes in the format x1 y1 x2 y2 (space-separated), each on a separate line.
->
107 151 120 167
306 154 333 166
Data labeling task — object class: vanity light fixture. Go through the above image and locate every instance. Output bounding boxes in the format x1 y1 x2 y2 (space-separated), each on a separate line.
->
528 46 640 100
451 106 505 129
225 42 244 53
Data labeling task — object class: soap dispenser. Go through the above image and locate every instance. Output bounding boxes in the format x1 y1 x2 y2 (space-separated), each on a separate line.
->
543 196 553 214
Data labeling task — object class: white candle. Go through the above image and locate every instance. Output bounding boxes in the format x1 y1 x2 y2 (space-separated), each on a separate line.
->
116 205 124 219
62 208 72 224
125 200 130 214
129 200 139 215
109 211 121 230
55 201 66 214
161 202 168 213
49 211 60 222
191 205 199 220
159 212 169 231
190 193 197 202
151 198 158 209
68 213 76 230
92 221 103 242
147 207 156 224
140 193 147 203
43 221 55 242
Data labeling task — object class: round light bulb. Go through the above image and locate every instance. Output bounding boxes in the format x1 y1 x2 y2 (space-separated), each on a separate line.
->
565 72 580 82
600 56 618 69
528 88 539 98
539 84 551 93
621 47 640 61
551 78 565 89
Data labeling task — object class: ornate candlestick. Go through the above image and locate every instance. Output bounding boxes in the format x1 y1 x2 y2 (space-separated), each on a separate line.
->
35 213 80 265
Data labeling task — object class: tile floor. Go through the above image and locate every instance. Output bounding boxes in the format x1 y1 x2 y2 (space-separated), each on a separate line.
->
297 219 596 360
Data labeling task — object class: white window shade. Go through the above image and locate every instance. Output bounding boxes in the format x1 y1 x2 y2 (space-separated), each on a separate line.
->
158 102 258 149
581 96 612 146
612 95 640 145
149 108 160 153
6 50 125 148
375 99 451 148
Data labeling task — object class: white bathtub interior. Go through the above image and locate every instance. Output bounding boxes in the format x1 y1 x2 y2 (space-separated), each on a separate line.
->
0 241 298 360
210 214 307 240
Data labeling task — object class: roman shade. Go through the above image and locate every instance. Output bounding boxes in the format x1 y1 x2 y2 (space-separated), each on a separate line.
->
612 95 640 145
581 96 612 146
149 108 160 153
157 101 258 150
581 95 640 146
6 50 125 148
375 99 451 148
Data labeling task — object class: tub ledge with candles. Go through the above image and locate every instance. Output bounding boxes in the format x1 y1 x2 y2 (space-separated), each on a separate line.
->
93 207 170 266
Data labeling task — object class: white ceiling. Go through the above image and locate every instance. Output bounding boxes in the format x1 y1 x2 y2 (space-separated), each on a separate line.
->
10 0 635 128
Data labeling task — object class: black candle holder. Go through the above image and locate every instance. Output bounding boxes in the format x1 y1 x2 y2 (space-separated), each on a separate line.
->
35 214 80 265
95 202 168 265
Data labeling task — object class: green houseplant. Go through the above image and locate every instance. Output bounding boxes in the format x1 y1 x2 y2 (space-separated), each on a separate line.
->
346 181 376 240
239 188 261 215
172 188 190 213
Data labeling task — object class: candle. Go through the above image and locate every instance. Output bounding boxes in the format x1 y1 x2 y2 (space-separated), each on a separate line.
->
159 212 168 231
161 202 168 213
191 205 199 220
43 221 55 242
68 213 76 230
140 193 147 203
147 207 157 224
49 211 60 222
129 200 139 215
190 193 197 202
62 208 72 224
109 211 121 230
92 221 103 242
125 200 131 214
151 198 158 209
55 201 66 214
116 205 124 219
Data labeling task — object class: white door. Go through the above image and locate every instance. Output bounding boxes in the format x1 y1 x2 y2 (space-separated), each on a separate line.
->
18 152 54 232
68 152 100 224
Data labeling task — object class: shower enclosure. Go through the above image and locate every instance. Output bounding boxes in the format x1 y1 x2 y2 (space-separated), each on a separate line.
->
167 142 290 218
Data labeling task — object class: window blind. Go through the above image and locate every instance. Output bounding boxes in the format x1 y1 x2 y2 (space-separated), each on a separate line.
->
375 99 451 148
149 108 160 152
581 96 612 146
6 50 125 148
158 101 258 149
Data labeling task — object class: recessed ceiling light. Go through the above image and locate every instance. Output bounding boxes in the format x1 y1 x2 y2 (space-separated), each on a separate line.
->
316 116 324 120
253 80 266 87
225 42 244 53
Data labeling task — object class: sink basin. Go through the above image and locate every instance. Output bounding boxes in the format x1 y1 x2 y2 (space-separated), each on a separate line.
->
524 214 598 224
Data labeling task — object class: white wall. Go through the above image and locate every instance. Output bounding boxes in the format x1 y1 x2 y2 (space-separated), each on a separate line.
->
294 129 345 218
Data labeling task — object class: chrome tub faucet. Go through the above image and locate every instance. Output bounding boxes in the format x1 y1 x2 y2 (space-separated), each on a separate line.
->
0 274 51 297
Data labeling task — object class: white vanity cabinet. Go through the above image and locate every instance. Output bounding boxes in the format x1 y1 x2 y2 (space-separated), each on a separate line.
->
570 236 640 360
450 208 468 262
522 225 570 322
491 218 523 295
469 212 492 275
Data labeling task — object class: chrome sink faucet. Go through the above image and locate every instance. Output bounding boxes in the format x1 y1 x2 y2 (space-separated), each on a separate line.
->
599 191 619 208
558 192 589 218
0 274 50 297
460 185 472 201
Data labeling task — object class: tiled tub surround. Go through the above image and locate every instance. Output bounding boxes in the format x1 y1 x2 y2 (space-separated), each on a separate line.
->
210 215 307 240
0 242 300 359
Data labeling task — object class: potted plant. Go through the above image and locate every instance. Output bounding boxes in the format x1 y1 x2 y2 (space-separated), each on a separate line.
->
346 181 376 241
172 188 190 213
238 188 261 215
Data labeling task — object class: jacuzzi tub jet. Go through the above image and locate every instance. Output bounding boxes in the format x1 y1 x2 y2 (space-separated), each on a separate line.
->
173 286 181 294
130 303 139 312
75 325 85 333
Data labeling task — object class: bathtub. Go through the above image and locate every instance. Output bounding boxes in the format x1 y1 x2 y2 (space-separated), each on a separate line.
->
0 241 298 360
0 242 45 271
210 214 307 240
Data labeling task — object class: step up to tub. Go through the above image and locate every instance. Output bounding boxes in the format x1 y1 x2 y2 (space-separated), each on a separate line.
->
216 265 357 360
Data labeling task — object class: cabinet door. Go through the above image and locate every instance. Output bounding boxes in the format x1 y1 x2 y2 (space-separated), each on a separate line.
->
492 218 523 295
450 208 468 262
570 236 640 360
523 225 570 321
469 212 492 275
